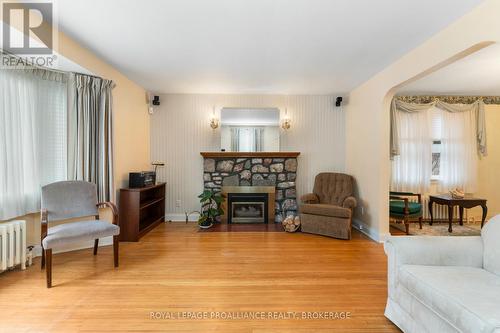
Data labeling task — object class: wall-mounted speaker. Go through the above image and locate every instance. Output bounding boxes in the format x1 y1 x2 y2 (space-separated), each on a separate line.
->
152 95 160 106
335 96 343 107
147 93 160 115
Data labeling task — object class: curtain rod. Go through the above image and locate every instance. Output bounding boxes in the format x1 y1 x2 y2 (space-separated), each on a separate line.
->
396 95 500 105
0 49 107 81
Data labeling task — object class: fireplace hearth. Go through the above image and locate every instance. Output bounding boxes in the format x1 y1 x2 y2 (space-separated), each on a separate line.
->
228 193 268 224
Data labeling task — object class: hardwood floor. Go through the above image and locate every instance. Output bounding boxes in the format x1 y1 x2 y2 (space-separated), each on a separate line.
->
0 223 399 333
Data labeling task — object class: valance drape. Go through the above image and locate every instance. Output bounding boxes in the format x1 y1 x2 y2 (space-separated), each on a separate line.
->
390 98 487 158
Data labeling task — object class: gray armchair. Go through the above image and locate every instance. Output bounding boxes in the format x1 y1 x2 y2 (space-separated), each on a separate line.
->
41 181 120 288
299 173 357 240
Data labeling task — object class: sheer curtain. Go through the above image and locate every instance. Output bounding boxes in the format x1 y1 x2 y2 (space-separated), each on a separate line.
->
391 98 482 194
390 107 432 194
233 127 264 152
230 127 239 151
253 127 264 152
438 107 478 192
0 69 67 220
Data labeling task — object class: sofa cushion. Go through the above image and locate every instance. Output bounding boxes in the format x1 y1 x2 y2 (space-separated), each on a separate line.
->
390 200 422 215
482 216 500 276
399 265 500 333
42 220 120 250
300 204 351 218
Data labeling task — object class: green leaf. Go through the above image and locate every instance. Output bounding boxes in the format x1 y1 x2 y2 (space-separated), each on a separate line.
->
213 195 224 204
207 208 219 217
198 190 211 199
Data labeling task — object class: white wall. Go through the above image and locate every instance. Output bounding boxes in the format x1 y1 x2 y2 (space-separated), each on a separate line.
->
150 94 345 219
345 0 500 241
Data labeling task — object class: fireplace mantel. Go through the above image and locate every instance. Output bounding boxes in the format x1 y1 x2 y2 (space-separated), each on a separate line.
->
200 152 300 158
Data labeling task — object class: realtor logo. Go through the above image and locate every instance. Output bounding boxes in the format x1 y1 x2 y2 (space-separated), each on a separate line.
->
2 2 53 54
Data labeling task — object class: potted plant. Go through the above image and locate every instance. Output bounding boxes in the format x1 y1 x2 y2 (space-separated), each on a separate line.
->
197 190 224 229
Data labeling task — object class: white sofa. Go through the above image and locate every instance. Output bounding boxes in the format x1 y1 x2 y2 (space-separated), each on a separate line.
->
384 215 500 333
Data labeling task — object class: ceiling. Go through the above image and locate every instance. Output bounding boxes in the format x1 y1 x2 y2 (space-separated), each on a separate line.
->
56 0 483 94
0 21 91 74
398 43 500 96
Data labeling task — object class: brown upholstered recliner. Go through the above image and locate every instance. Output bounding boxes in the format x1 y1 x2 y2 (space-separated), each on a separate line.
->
299 173 357 240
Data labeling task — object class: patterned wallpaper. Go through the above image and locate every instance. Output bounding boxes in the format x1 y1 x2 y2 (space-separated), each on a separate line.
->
150 94 346 219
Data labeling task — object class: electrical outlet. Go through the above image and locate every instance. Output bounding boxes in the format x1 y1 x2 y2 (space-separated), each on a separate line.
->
175 200 181 208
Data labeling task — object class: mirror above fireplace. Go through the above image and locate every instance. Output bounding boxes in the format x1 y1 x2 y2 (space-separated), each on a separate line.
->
220 108 280 152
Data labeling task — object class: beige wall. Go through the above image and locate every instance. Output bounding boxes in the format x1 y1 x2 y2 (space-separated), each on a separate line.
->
0 20 150 248
345 0 500 241
150 94 345 219
56 32 151 195
472 105 500 220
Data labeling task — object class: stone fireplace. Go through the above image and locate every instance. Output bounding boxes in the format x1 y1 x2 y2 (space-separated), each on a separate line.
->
201 152 300 222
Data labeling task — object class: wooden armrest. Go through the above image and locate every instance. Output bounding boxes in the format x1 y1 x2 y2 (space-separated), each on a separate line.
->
390 191 422 203
390 197 409 214
97 202 119 226
41 209 48 224
41 209 48 240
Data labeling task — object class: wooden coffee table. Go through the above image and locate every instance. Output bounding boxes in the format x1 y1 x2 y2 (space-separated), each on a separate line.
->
428 194 487 232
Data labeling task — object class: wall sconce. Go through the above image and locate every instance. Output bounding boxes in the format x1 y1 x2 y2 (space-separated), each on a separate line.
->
281 108 291 130
210 106 219 129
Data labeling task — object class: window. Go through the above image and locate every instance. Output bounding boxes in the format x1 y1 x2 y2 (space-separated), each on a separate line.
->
430 108 442 180
391 104 479 194
0 69 67 220
431 140 441 179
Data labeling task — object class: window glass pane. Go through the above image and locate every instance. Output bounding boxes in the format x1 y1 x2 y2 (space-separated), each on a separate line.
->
432 141 441 177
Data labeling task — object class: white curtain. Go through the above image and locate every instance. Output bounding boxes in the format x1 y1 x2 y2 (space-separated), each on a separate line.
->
230 127 239 151
390 98 483 194
231 127 264 152
253 127 264 152
390 107 432 194
391 99 487 157
439 108 478 193
0 68 67 220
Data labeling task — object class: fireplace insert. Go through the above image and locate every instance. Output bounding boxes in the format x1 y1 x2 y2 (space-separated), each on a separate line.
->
227 193 268 224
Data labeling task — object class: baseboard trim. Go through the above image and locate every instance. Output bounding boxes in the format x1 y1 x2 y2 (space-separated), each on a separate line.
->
352 218 384 243
32 237 113 258
166 212 200 222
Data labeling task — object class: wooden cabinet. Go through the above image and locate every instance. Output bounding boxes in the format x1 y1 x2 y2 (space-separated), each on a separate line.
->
119 183 166 241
